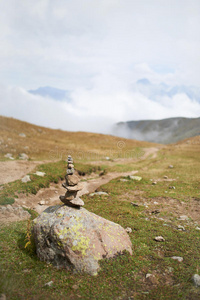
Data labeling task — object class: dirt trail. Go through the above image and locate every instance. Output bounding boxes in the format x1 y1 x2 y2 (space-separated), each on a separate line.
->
13 170 138 214
0 160 57 185
0 147 161 185
0 146 160 222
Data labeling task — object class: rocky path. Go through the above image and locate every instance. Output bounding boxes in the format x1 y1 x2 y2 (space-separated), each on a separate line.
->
0 147 162 186
0 146 160 222
13 170 138 215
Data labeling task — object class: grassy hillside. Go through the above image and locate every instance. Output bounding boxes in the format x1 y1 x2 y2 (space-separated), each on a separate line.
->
0 116 157 161
115 117 200 144
0 117 200 299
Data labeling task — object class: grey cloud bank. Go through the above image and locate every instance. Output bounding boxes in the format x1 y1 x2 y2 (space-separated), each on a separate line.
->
0 0 200 133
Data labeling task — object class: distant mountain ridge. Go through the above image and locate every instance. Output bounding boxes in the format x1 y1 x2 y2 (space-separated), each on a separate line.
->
29 86 71 101
114 117 200 144
133 78 200 103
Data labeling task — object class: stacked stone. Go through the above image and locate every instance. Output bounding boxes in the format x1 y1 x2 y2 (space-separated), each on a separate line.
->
59 155 84 208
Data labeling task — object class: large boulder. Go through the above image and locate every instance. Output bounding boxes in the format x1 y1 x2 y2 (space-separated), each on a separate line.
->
33 205 132 275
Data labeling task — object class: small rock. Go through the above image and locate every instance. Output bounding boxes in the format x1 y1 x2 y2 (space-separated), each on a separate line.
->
192 274 200 287
38 200 47 205
145 274 158 285
19 133 26 137
169 186 175 189
152 181 157 185
89 192 108 196
66 174 79 186
168 165 174 168
4 153 14 159
171 256 183 262
35 171 46 177
22 269 31 273
125 227 132 233
154 201 159 205
67 168 74 175
44 281 53 287
70 198 84 207
66 182 84 192
19 153 29 160
177 225 185 231
167 267 174 273
129 176 142 181
163 175 168 179
99 171 105 176
178 215 189 221
195 227 200 231
72 284 79 290
6 205 13 212
21 175 31 183
105 157 110 160
68 163 74 169
154 236 165 242
131 202 139 207
0 294 6 300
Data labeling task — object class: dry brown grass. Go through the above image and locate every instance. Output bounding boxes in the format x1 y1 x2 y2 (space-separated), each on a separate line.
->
0 115 159 161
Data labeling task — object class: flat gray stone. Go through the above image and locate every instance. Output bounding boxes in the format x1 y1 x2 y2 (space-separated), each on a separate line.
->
35 171 46 177
192 274 200 287
171 256 183 262
19 153 29 160
89 192 108 197
21 175 31 183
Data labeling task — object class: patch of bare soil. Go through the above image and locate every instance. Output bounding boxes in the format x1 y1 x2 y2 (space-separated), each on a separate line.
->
86 146 164 166
12 170 139 215
119 191 200 225
0 147 162 186
0 160 56 185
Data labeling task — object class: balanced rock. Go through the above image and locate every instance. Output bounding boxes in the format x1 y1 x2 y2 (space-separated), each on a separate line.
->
33 205 132 275
68 163 74 169
59 155 84 208
66 182 84 192
66 174 79 186
67 168 74 175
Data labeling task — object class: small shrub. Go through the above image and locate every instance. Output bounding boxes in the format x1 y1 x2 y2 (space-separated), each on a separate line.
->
0 197 15 205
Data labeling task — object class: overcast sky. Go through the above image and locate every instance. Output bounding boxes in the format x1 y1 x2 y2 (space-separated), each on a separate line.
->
0 0 200 133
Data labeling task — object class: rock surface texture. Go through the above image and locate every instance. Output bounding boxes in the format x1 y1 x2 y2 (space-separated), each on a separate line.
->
33 205 132 275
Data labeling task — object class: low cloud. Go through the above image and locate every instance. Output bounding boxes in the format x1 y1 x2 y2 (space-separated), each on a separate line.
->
0 83 200 135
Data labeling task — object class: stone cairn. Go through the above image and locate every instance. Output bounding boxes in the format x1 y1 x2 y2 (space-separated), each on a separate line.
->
59 155 84 208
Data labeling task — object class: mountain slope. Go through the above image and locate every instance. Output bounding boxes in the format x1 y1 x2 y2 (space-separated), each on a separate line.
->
28 86 71 101
133 78 200 102
0 116 158 161
114 117 200 144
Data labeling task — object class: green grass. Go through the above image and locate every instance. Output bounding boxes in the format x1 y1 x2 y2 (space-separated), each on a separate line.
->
0 138 200 299
0 176 200 299
0 161 105 205
0 193 200 299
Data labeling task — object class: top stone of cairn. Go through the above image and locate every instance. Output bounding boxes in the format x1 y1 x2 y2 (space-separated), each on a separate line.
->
59 155 84 208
